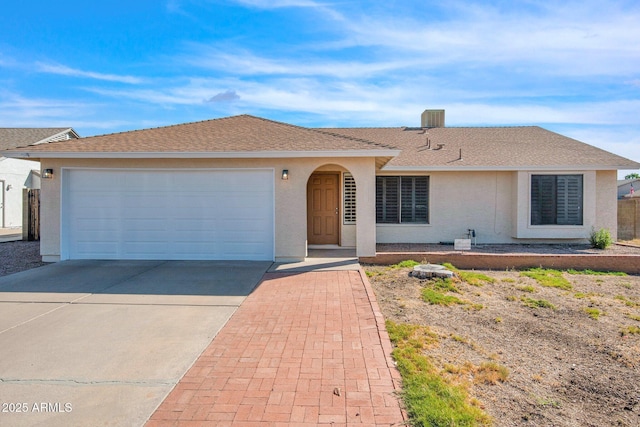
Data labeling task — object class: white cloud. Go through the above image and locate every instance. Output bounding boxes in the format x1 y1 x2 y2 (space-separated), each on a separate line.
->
0 92 91 126
230 0 344 20
37 63 143 84
335 1 640 77
182 46 417 78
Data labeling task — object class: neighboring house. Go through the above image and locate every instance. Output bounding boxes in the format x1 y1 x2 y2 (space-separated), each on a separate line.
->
0 128 79 229
2 111 638 262
618 178 640 199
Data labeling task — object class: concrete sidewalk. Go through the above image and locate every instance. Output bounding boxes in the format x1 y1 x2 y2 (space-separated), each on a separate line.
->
0 227 22 242
146 269 405 426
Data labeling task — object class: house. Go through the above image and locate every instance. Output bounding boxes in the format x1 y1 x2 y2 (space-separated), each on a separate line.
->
618 178 639 199
2 111 638 262
0 128 79 229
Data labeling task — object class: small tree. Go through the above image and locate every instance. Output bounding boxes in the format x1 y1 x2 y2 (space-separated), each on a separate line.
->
624 172 640 180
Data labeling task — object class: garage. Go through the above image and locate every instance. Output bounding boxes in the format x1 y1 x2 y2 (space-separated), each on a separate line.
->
61 169 274 261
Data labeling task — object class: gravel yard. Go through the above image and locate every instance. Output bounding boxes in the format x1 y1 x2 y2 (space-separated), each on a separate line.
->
0 241 47 277
378 242 640 255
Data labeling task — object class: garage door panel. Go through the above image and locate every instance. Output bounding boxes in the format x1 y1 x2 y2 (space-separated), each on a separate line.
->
75 242 119 256
123 242 169 254
123 195 167 208
64 169 274 261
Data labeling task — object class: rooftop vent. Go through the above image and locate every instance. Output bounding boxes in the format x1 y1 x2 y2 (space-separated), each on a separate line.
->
421 109 445 128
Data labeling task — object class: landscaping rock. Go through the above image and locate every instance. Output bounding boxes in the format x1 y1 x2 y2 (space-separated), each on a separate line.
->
410 263 454 279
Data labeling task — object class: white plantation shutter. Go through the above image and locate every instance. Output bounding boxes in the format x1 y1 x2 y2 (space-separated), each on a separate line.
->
376 176 429 224
376 177 399 223
343 173 356 224
400 177 429 223
557 175 583 225
531 175 583 226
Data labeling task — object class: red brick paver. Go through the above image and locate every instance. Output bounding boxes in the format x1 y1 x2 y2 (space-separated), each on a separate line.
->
146 269 404 426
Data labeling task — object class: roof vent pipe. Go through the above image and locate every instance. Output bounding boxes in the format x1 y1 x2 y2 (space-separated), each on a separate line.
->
421 109 445 128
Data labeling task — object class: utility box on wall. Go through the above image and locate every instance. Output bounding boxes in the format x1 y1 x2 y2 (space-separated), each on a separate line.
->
618 198 640 240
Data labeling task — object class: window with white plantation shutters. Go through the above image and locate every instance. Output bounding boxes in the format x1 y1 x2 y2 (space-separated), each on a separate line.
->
376 177 399 223
343 173 356 224
376 176 429 224
531 174 583 226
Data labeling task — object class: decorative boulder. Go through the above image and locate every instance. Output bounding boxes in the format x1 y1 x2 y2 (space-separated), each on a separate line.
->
410 264 455 279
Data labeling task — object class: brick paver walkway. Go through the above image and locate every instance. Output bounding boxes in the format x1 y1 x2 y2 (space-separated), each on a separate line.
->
146 269 405 426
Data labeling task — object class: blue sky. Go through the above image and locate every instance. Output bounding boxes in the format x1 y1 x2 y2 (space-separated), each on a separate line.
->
1 0 639 175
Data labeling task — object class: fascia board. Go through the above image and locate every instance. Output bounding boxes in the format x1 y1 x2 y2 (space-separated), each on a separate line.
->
1 149 401 159
381 164 640 172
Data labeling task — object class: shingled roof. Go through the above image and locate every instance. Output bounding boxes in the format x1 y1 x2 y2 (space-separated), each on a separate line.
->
0 128 79 151
320 126 640 170
3 115 637 171
3 115 397 158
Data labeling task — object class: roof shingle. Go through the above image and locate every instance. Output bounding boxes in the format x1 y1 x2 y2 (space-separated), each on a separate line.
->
0 128 78 151
320 126 640 169
5 115 395 154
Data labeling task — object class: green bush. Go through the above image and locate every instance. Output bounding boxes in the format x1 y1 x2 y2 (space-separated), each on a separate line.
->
589 228 613 249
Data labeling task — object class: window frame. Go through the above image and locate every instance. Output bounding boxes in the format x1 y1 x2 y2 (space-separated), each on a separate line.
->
376 175 430 224
530 174 583 226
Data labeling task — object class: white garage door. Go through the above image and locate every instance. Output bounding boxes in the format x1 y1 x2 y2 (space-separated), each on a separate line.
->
62 169 274 261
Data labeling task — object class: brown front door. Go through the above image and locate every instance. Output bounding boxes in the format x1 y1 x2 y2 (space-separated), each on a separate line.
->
307 173 340 245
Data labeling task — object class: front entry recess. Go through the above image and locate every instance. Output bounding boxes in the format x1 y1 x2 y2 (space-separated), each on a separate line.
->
307 173 339 245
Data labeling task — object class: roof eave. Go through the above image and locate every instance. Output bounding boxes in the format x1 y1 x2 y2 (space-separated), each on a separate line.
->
1 149 402 160
382 163 640 172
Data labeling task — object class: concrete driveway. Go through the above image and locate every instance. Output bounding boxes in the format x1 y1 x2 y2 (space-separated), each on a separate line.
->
0 260 270 427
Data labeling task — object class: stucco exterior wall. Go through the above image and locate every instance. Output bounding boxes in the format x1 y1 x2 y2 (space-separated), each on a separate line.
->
38 157 377 262
0 157 40 228
596 170 618 240
513 170 595 241
376 171 515 244
377 169 617 245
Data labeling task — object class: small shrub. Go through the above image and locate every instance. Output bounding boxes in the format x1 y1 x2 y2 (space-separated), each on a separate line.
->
522 297 556 309
589 227 613 249
444 263 495 286
567 269 626 276
621 325 640 336
421 288 464 306
574 292 602 300
583 307 602 320
536 397 561 408
517 285 536 293
615 295 640 307
521 268 572 290
451 334 468 343
433 278 460 293
392 260 421 269
626 314 640 322
475 362 509 384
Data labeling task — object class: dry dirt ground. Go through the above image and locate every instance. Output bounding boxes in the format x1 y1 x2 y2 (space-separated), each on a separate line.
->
365 262 640 427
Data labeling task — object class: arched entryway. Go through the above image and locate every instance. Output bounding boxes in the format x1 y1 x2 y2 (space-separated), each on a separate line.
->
306 165 356 248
